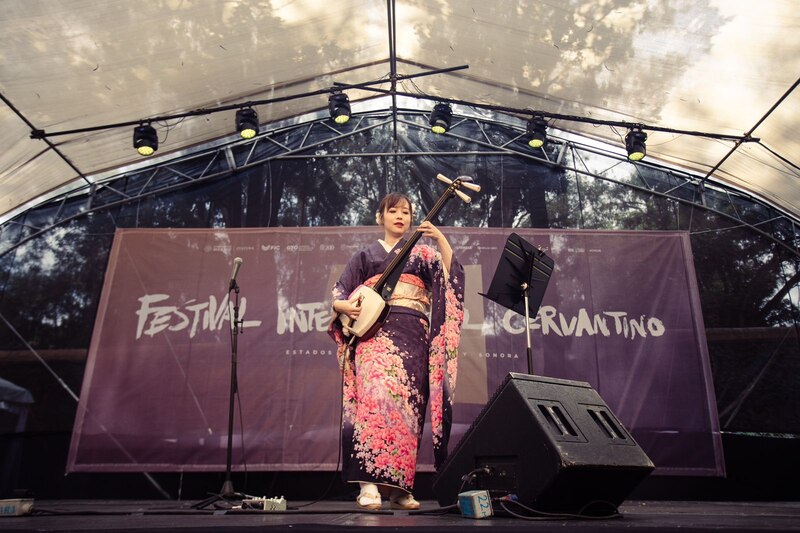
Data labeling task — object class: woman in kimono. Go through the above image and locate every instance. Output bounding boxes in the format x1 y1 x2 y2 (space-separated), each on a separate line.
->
328 192 465 510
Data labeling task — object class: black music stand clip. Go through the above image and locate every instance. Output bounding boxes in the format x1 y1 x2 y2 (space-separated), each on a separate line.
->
479 233 554 375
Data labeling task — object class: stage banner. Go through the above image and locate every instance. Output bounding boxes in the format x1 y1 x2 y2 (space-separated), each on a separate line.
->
67 227 724 476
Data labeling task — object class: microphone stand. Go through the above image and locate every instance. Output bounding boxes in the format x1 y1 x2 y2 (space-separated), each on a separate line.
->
193 281 247 509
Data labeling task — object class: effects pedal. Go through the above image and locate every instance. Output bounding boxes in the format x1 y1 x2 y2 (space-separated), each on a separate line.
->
241 496 287 511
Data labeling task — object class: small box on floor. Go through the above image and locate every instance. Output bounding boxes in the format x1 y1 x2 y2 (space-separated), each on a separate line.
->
0 499 34 517
458 490 493 519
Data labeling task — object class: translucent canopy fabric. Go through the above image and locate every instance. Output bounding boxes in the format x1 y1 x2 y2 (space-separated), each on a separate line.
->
1 0 798 222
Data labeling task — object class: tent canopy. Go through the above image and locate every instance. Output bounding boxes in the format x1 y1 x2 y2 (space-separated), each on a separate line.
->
1 0 798 223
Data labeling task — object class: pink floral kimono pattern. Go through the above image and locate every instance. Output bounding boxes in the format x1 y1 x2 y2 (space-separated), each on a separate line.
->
328 240 465 492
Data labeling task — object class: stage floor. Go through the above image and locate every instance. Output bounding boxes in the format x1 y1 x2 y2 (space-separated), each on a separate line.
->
2 499 800 532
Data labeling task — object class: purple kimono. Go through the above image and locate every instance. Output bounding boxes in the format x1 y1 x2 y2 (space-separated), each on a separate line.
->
328 239 465 492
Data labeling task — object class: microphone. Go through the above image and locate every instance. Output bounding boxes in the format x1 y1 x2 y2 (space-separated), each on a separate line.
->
229 257 243 290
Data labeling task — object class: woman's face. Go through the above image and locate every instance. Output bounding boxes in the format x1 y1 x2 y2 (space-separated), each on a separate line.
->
381 199 412 239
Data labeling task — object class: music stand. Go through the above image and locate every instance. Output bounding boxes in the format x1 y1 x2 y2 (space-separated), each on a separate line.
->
479 233 554 374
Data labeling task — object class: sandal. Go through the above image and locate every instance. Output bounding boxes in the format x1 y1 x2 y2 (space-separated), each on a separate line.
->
356 490 382 510
389 492 420 510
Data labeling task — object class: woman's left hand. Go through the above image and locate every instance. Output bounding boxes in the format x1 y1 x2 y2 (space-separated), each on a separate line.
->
418 221 453 271
418 221 445 244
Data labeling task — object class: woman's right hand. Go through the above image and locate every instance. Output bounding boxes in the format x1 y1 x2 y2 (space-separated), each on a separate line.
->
335 295 362 320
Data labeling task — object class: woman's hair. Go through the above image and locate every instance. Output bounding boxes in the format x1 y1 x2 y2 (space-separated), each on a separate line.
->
376 192 414 224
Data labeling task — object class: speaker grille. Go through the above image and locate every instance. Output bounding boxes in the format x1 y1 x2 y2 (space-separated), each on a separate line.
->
533 400 585 442
586 406 629 442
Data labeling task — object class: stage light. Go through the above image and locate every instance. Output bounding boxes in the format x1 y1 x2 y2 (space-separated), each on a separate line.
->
328 93 351 124
625 128 647 161
236 108 259 139
429 103 452 134
526 113 547 149
133 124 158 156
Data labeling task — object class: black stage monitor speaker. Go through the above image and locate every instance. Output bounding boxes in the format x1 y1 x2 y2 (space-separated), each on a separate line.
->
432 372 655 515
